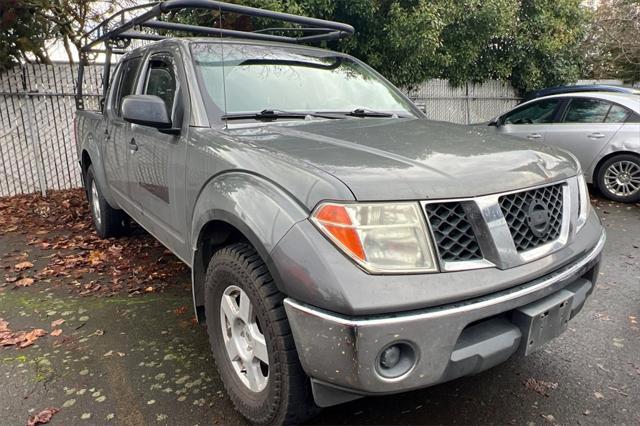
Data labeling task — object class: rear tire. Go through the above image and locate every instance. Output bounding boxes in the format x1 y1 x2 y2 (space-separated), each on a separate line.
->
204 243 316 425
596 154 640 203
85 165 129 238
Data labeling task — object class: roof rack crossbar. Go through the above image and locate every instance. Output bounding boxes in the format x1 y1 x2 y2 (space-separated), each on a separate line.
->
76 0 354 110
142 19 296 43
82 0 354 52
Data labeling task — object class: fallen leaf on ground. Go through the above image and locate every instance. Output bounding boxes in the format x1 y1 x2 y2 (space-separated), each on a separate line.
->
5 276 19 283
27 407 59 426
594 391 605 399
18 329 47 348
15 277 35 287
14 261 33 271
0 319 9 333
50 329 62 337
50 319 64 328
524 377 558 396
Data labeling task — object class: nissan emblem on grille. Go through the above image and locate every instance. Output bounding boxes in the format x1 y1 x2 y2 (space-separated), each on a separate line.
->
526 199 551 238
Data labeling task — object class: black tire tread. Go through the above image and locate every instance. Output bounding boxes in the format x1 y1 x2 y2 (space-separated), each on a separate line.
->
85 165 128 238
204 242 316 425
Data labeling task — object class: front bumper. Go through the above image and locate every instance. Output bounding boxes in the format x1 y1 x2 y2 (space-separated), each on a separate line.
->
283 231 605 407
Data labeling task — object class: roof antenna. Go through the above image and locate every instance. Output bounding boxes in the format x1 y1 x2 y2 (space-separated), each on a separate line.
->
218 4 228 129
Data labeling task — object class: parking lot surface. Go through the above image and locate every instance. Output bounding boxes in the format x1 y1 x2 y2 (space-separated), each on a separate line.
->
0 190 638 425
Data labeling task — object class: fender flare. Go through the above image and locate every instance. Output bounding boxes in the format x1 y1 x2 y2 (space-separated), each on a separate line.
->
189 172 309 317
80 133 119 208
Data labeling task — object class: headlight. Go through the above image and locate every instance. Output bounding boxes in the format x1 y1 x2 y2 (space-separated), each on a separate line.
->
311 202 438 273
577 174 591 231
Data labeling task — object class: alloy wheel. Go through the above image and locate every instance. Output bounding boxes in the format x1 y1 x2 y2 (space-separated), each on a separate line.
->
219 285 269 392
604 160 640 197
90 180 102 226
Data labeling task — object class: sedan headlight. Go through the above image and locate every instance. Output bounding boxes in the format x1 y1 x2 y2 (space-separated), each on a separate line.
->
577 174 591 231
311 202 438 273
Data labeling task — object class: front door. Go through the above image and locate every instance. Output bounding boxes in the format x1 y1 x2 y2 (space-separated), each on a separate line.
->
103 56 143 218
497 98 563 143
129 51 189 259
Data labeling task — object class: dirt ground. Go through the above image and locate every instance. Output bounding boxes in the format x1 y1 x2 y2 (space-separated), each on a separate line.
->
0 189 638 425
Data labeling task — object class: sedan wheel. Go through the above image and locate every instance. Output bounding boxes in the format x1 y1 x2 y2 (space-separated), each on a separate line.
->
603 160 640 198
597 155 640 203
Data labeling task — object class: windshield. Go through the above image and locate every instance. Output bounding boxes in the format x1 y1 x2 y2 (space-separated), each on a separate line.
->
191 42 417 119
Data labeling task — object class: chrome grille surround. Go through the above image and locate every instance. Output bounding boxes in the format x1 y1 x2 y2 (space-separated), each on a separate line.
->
422 178 579 272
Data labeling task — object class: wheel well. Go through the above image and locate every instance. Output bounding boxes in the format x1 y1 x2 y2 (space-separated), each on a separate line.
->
81 150 92 182
192 220 249 321
593 151 640 185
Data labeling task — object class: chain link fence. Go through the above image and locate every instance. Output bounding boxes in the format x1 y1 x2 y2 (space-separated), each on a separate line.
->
0 63 102 197
0 63 521 198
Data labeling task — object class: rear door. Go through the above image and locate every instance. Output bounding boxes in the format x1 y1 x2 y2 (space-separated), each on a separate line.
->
104 56 143 217
543 97 626 170
497 98 562 143
128 50 189 258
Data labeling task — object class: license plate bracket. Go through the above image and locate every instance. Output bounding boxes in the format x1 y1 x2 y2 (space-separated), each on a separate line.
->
513 289 574 356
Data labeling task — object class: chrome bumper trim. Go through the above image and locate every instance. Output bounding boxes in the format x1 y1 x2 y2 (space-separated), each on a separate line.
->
286 230 605 327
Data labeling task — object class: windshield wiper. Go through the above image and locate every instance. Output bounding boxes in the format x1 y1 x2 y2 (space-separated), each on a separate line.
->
222 109 344 121
347 108 396 118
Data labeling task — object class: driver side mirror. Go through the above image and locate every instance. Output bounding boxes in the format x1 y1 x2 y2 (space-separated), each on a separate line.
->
122 95 177 133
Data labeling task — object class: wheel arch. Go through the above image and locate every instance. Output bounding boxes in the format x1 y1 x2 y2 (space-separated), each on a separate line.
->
189 172 309 322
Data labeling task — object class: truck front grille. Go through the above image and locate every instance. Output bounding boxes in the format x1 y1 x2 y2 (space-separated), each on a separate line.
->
498 183 564 252
424 202 483 262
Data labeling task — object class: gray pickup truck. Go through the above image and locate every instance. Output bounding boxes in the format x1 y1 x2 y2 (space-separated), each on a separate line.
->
75 3 605 424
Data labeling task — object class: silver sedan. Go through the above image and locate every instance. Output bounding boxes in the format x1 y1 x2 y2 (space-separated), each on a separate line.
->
490 92 640 202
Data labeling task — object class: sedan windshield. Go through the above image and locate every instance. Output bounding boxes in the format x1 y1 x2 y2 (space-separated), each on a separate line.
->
190 42 417 120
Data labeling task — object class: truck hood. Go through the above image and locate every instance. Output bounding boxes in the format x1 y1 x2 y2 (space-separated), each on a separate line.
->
228 118 578 201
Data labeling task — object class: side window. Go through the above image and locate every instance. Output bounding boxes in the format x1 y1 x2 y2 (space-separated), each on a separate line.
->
604 104 631 123
116 57 142 117
503 99 560 125
144 56 177 116
107 63 123 112
563 98 611 123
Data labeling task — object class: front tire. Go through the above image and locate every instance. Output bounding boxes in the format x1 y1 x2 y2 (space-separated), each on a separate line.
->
596 154 640 203
204 243 316 425
85 165 129 238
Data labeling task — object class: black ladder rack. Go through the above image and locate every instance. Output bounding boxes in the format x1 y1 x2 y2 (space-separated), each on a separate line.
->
76 0 354 109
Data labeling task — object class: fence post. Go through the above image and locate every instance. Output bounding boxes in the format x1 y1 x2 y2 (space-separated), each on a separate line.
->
465 82 471 125
22 65 47 197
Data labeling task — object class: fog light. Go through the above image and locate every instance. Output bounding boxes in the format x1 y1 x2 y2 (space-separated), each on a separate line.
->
380 345 401 369
376 342 417 379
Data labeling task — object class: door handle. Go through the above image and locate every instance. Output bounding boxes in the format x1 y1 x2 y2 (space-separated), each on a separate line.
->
527 133 542 140
588 132 605 139
129 138 138 151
